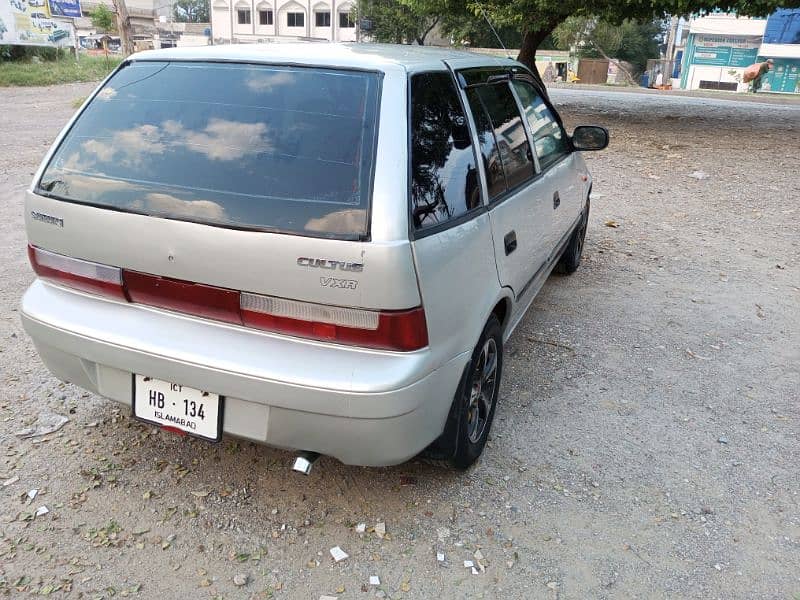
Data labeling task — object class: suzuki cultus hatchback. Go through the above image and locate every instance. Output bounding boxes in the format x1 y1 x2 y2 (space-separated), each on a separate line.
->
22 43 608 469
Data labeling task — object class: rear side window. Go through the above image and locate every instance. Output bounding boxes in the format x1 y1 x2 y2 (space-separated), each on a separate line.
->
471 83 535 192
410 72 480 231
465 87 506 201
512 80 570 170
38 61 381 238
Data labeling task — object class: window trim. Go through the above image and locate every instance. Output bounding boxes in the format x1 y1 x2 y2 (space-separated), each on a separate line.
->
338 11 355 28
34 59 385 242
406 69 487 242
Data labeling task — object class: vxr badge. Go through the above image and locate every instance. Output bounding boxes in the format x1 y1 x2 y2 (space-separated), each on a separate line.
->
320 277 358 290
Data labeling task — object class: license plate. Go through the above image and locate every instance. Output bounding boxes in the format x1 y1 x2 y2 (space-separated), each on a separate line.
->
132 375 223 441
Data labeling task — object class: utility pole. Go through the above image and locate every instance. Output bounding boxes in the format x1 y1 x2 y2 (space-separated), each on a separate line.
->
665 15 679 77
112 0 135 56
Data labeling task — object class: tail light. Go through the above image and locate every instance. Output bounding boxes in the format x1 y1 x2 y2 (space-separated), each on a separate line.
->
241 293 428 351
28 245 126 301
27 245 428 351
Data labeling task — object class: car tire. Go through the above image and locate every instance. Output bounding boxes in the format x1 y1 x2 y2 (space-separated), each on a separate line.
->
425 315 503 470
556 199 589 275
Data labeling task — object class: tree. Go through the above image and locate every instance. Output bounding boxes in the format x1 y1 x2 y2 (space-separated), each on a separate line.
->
356 0 441 45
173 0 209 23
554 17 663 81
90 4 116 31
403 0 800 94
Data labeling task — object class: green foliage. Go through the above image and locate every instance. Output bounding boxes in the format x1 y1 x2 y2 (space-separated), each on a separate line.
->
173 0 209 23
0 55 122 87
440 13 524 48
90 4 116 32
554 17 662 74
356 0 442 44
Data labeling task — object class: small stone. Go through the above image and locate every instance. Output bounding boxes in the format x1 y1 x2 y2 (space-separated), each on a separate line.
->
547 582 559 590
714 563 722 571
717 436 729 444
474 549 484 561
355 523 366 533
233 574 248 586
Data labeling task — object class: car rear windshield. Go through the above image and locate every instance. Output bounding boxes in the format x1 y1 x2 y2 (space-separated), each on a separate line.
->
37 61 382 239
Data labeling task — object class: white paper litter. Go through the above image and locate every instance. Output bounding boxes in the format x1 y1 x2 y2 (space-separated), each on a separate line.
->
355 523 366 533
471 567 480 575
369 575 380 586
436 552 445 562
463 560 474 568
329 546 349 562
27 489 38 501
320 596 338 600
35 506 49 517
374 522 386 538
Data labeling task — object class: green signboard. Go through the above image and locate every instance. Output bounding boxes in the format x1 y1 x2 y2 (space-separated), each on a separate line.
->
761 59 800 93
692 46 758 68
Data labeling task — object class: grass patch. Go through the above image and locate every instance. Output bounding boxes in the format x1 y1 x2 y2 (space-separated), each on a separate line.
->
0 55 122 87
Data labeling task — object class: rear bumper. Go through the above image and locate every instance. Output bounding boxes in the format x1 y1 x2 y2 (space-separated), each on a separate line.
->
21 280 468 466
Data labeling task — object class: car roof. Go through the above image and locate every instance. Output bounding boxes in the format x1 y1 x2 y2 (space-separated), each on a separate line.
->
130 42 520 73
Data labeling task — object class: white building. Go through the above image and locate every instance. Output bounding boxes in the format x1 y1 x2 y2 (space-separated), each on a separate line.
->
211 0 357 43
680 12 767 92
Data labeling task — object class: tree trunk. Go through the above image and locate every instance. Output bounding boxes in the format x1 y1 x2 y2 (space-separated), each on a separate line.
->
516 22 561 100
112 0 134 56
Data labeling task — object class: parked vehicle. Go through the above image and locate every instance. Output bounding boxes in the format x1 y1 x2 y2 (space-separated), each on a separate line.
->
29 0 45 7
22 44 608 469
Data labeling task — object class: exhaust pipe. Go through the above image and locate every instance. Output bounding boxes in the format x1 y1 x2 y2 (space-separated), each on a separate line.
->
292 451 321 475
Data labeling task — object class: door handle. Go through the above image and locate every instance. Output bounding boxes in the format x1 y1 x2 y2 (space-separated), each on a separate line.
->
504 231 517 255
553 191 561 209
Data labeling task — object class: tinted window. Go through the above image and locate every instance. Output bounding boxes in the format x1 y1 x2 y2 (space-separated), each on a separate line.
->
287 12 303 26
512 81 570 170
315 11 330 26
410 72 480 231
465 88 506 200
38 62 381 238
237 8 250 24
472 83 534 192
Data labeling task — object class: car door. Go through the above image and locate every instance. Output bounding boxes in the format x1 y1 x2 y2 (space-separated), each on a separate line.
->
511 80 582 251
456 71 552 303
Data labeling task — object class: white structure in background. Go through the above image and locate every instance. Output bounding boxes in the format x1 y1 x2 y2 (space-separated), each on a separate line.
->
681 13 766 92
211 0 357 43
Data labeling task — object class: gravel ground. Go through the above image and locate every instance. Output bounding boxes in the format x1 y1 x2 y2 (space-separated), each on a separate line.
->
1 82 798 599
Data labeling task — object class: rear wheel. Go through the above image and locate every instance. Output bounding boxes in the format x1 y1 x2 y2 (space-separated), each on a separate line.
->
556 200 589 275
427 315 503 469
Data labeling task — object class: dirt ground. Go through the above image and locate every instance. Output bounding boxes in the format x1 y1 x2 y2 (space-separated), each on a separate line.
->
1 82 798 600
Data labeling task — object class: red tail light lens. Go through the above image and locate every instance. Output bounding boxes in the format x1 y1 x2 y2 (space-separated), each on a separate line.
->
28 245 429 351
123 270 242 325
28 244 127 301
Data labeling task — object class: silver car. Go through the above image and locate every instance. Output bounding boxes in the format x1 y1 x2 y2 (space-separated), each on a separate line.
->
22 44 607 469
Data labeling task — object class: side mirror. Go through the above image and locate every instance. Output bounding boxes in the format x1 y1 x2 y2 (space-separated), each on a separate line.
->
571 126 609 151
